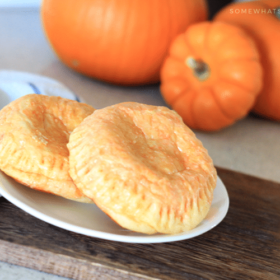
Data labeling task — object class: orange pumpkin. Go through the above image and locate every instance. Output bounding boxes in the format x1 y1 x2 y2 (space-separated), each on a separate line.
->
41 0 208 86
160 21 263 131
215 0 280 121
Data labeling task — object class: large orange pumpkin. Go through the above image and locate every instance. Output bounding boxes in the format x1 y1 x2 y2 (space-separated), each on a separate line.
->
160 21 263 131
41 0 208 86
215 0 280 121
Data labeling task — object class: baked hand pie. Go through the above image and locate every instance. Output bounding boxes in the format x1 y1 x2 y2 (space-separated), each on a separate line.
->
0 94 94 202
68 102 217 234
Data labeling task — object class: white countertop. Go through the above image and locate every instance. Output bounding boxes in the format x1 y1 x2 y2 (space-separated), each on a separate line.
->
0 7 280 280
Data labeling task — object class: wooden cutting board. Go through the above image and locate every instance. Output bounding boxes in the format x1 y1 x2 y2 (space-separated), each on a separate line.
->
0 167 280 280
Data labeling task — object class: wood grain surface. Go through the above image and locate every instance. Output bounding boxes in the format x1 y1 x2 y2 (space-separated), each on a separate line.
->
0 167 280 280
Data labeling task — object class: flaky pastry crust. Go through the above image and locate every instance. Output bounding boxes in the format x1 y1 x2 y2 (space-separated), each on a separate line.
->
68 102 217 233
0 94 94 202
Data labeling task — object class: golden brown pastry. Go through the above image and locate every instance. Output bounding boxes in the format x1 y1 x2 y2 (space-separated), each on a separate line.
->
68 102 217 234
0 94 94 202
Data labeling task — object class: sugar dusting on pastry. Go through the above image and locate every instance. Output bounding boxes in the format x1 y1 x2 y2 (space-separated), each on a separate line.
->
68 102 217 234
0 94 94 202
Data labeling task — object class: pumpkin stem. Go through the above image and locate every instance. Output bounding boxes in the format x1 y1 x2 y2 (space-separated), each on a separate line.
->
186 57 210 81
276 7 280 20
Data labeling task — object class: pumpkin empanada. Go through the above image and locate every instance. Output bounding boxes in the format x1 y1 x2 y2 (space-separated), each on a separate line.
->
68 102 217 234
0 94 94 202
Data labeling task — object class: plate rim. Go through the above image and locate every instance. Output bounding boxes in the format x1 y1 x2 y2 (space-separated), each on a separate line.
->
0 70 85 104
0 172 229 244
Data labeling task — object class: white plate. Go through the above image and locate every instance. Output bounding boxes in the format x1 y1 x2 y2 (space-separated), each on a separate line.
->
0 70 84 110
0 171 229 243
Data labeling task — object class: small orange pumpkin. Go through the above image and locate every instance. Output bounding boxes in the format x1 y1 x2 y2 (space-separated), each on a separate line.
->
160 21 263 131
215 0 280 121
41 0 208 86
